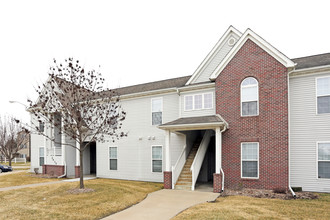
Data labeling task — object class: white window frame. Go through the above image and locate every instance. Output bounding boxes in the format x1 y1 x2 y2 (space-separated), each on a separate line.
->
39 147 45 166
316 141 330 179
183 92 213 111
316 76 330 115
109 146 118 171
151 145 163 173
241 142 259 179
240 77 259 117
151 97 163 126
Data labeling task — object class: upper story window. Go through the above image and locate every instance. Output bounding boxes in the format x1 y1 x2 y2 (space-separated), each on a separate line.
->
317 77 330 114
318 142 330 179
39 121 45 133
241 77 259 116
152 98 162 125
184 92 213 111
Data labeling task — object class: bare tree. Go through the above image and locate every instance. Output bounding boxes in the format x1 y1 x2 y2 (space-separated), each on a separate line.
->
0 116 28 167
28 58 126 189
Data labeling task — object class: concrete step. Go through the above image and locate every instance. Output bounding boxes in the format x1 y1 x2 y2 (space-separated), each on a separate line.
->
176 181 192 185
174 185 191 190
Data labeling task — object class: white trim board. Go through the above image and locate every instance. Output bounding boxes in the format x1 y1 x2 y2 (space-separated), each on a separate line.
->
210 28 295 80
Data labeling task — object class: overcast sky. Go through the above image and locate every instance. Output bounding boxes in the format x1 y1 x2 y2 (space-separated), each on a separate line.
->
1 0 329 123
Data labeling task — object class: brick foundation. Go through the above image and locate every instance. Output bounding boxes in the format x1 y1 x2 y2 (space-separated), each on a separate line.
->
163 171 172 189
213 173 222 193
42 165 65 177
216 39 289 190
75 166 80 178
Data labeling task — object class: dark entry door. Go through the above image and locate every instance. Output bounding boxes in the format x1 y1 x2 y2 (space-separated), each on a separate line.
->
90 142 96 174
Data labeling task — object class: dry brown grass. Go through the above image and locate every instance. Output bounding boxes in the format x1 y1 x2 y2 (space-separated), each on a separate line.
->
0 172 60 188
173 193 330 220
1 162 31 166
0 178 163 220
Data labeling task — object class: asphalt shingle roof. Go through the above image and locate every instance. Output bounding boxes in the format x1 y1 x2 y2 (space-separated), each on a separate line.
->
160 115 224 127
292 53 330 70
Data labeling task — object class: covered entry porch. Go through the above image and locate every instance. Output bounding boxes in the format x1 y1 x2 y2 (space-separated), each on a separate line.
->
158 115 228 192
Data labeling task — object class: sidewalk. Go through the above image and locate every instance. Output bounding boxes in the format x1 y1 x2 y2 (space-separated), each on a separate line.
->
0 177 96 192
104 189 219 220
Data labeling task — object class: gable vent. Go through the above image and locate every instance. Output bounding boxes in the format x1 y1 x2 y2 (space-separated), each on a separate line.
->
228 37 236 46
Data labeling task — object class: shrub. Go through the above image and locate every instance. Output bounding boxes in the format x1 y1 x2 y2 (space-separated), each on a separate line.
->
273 187 286 194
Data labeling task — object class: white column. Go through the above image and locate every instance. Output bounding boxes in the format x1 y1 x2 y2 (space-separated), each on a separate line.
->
215 127 222 174
165 130 171 171
76 141 80 166
61 133 66 165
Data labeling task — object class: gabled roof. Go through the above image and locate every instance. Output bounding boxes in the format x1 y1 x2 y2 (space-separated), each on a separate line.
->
210 29 296 80
292 53 330 70
185 26 242 85
105 75 191 96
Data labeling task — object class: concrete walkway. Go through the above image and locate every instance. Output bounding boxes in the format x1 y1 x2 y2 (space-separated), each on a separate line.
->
0 177 96 192
104 189 219 220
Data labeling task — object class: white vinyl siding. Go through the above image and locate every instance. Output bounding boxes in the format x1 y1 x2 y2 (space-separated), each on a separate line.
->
290 72 330 192
109 147 117 170
152 146 162 173
191 33 240 84
318 142 330 179
96 92 185 183
316 77 330 114
151 98 162 125
241 77 258 116
241 143 259 178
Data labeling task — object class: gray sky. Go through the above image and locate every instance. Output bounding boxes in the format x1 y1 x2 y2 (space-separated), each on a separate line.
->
1 0 329 123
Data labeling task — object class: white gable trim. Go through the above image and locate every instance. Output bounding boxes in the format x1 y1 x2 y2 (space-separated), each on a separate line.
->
185 26 242 85
210 29 296 80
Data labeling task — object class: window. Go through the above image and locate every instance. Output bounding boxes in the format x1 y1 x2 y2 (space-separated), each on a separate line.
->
318 142 330 178
39 121 44 132
152 146 162 172
109 147 117 170
241 142 259 178
184 93 213 111
317 77 330 114
152 98 162 125
241 77 258 116
184 95 193 111
39 147 44 166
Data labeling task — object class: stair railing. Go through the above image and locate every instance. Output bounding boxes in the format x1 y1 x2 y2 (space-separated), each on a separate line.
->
171 145 186 189
190 130 212 190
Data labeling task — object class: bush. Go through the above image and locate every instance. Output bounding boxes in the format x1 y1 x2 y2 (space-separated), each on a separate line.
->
292 187 302 192
273 187 286 194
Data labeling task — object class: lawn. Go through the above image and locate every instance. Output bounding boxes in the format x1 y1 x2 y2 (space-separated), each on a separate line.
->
173 193 330 219
0 178 163 220
0 172 61 188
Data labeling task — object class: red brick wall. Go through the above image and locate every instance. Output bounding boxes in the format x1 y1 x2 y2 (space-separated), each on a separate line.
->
163 171 172 189
213 173 222 193
216 39 289 190
75 166 80 178
42 165 65 177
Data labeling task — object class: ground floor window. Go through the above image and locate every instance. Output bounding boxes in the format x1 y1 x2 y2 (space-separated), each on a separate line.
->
39 147 44 166
318 142 330 178
152 146 162 172
109 147 118 170
241 142 259 178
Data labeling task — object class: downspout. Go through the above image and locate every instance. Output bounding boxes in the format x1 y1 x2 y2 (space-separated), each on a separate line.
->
58 162 66 178
288 67 296 198
220 125 227 192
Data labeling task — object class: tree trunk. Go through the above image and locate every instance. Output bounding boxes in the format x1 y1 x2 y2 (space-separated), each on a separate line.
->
9 158 12 167
79 146 84 189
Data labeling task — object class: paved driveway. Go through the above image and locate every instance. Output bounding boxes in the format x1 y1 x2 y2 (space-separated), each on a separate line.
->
104 189 219 220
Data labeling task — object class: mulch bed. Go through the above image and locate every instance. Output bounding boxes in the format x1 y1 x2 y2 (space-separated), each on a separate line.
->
67 188 95 194
220 188 318 200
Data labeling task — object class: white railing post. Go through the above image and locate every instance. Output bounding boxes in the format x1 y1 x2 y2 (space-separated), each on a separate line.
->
15 158 17 163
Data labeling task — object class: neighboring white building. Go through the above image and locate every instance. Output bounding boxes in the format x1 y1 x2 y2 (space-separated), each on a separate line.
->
30 26 330 193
